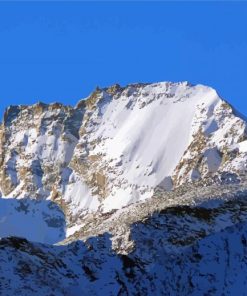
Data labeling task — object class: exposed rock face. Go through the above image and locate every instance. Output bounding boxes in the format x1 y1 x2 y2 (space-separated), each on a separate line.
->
1 81 247 295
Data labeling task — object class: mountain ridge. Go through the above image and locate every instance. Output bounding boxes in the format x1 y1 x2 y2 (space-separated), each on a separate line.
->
1 81 247 295
0 82 247 232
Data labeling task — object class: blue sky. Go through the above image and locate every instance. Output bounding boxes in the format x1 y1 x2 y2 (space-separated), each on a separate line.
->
0 1 246 118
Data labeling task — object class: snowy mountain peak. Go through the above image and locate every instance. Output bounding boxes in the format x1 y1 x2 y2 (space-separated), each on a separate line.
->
1 82 247 295
0 82 246 225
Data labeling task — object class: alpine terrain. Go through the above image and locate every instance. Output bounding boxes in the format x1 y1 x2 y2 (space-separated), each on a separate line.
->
0 81 247 295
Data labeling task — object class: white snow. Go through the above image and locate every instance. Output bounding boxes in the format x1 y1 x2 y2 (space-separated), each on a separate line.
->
62 172 100 213
238 140 247 153
66 223 82 237
85 82 222 211
204 147 222 173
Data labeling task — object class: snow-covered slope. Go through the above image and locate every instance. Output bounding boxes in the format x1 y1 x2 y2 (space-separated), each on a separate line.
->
0 81 247 295
0 198 65 244
1 195 247 296
0 82 246 224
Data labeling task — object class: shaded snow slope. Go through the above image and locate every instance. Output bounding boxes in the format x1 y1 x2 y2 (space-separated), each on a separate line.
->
1 195 247 295
0 198 65 244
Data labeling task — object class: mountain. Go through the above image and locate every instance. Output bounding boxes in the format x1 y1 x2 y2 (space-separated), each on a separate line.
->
0 81 247 295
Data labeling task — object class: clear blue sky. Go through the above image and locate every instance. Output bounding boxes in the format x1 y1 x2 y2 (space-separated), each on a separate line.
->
0 1 247 119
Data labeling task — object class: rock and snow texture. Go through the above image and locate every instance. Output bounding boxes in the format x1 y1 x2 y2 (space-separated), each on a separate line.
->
0 81 246 220
0 81 247 295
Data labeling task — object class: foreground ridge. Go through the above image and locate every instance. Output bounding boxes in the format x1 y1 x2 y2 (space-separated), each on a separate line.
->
1 192 247 295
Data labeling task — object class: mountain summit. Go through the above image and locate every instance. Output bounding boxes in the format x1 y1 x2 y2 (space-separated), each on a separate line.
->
1 82 246 212
1 82 247 295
